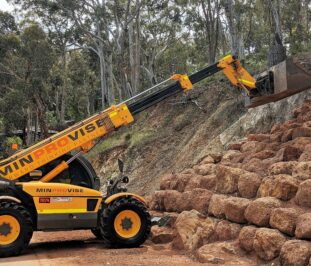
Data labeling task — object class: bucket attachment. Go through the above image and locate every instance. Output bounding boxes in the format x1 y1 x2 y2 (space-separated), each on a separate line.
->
247 54 311 108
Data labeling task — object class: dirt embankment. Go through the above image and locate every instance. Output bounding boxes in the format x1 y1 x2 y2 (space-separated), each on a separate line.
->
148 100 311 265
89 81 247 195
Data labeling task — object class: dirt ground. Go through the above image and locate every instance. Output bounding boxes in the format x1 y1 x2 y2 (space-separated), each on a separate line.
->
0 231 200 266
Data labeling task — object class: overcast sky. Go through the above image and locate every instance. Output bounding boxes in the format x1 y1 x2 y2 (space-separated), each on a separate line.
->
0 1 14 12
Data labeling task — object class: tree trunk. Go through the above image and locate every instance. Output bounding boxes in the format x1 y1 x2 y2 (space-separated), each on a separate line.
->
201 0 221 64
268 0 286 67
60 52 67 125
25 107 32 146
34 112 39 142
34 94 49 139
96 17 108 108
55 90 60 122
223 0 243 58
134 15 141 93
107 53 114 103
129 20 135 92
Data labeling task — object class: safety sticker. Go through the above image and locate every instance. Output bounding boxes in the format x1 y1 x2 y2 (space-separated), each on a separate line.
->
51 197 72 203
39 197 50 203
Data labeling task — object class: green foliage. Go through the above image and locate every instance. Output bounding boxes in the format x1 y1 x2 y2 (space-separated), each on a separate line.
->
5 136 23 147
0 1 311 147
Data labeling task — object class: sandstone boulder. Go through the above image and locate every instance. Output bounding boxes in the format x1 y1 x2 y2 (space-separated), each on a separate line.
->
295 179 311 207
281 129 294 142
257 175 298 201
162 190 183 212
221 150 242 161
298 144 311 161
283 121 303 130
224 197 250 223
151 225 175 244
238 226 257 253
215 165 246 194
297 111 311 123
228 142 243 151
244 197 282 226
214 220 241 241
208 194 228 218
293 102 311 118
295 213 311 239
240 141 266 153
270 208 300 236
245 150 276 162
199 175 216 190
271 123 284 134
253 228 287 261
181 188 213 214
180 168 195 175
248 133 271 142
193 163 216 176
242 158 268 176
199 155 215 164
268 161 298 176
159 173 175 190
279 146 303 161
238 172 262 198
196 242 256 265
286 137 311 153
149 190 190 212
279 240 311 266
160 173 195 192
292 127 311 139
184 175 216 191
148 190 166 211
303 121 311 127
292 161 311 181
173 210 216 251
231 152 249 164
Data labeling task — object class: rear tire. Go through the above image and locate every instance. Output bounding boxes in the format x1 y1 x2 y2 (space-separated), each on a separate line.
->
100 197 151 248
0 201 33 257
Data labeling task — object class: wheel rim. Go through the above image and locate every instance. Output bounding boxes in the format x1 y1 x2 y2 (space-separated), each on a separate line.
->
114 210 141 239
0 215 21 245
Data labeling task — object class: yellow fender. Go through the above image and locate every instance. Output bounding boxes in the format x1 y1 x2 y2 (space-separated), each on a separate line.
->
104 193 146 205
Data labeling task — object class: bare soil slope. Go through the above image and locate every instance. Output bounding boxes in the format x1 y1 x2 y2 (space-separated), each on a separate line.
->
90 81 247 195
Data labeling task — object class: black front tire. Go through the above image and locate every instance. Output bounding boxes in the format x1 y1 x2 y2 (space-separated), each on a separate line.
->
0 201 33 258
100 197 151 248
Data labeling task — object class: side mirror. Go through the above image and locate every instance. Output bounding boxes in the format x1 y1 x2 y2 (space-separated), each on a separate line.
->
118 159 124 173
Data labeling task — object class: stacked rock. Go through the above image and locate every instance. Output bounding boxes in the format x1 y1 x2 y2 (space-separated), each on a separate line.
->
149 100 311 265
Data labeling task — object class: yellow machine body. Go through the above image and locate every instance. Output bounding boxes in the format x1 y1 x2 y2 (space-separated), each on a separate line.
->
15 181 146 230
18 182 102 229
